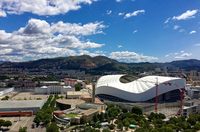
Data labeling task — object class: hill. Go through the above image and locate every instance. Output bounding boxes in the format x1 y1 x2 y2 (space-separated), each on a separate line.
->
0 56 200 74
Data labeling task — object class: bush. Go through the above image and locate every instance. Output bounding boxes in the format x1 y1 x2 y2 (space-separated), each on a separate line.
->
46 122 59 132
131 106 143 115
1 96 9 100
109 124 115 130
19 127 27 132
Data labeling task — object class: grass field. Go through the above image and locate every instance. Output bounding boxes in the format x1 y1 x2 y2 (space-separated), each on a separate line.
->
65 113 79 118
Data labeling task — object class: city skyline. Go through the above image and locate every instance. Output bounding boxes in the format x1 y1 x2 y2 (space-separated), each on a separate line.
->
0 0 200 62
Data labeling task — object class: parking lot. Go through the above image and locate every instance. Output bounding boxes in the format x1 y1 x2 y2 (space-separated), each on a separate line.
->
0 116 46 132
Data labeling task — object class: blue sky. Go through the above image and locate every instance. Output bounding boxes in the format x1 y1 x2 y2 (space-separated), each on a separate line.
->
0 0 200 62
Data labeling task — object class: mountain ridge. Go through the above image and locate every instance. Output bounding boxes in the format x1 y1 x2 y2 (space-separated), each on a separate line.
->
0 56 200 73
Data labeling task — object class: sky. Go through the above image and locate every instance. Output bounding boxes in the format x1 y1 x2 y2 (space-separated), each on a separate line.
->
0 0 200 63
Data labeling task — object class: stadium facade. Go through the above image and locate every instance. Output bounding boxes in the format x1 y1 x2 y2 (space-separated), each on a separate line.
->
95 75 186 103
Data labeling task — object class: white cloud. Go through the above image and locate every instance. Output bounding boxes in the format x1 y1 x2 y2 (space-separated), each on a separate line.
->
133 30 138 34
106 10 112 15
116 0 135 2
117 45 123 48
175 53 192 59
0 18 105 62
124 10 145 19
165 51 192 60
116 0 123 2
172 9 198 20
0 0 96 16
51 21 105 36
109 51 158 62
189 30 197 34
164 17 171 24
118 12 124 16
173 25 180 30
0 10 6 17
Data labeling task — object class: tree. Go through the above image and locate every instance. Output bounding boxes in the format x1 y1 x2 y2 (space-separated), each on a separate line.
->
0 119 5 128
102 128 111 132
117 121 123 130
131 106 142 115
3 120 12 128
194 122 200 130
75 83 82 91
46 122 59 132
19 127 27 132
123 118 130 128
159 126 173 132
135 128 149 132
1 96 9 100
109 124 115 130
93 114 99 122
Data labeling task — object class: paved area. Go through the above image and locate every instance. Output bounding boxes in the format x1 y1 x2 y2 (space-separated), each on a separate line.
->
0 116 46 132
11 92 49 100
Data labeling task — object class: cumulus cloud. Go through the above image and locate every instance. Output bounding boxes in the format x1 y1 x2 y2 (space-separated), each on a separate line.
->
0 10 6 17
118 12 124 16
0 18 105 62
109 51 158 62
189 30 197 34
106 10 112 15
165 51 192 59
133 30 138 34
116 0 123 2
117 45 123 48
172 9 198 20
164 17 171 24
51 21 105 36
124 10 145 19
173 25 180 30
0 0 96 16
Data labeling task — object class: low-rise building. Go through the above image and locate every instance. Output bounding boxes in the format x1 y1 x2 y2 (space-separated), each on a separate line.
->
0 88 14 97
0 100 46 116
66 91 90 99
35 85 74 94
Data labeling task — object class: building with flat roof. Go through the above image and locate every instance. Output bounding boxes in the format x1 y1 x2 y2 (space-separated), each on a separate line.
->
35 85 74 94
0 88 14 97
66 91 90 99
0 100 46 115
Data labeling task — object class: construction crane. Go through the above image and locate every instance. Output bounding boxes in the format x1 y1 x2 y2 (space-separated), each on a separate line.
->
135 77 185 114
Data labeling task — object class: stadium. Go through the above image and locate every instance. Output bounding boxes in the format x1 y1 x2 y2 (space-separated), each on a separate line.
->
95 75 186 103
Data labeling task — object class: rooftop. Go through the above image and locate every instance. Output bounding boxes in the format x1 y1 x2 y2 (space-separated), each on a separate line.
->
0 100 46 109
56 99 85 106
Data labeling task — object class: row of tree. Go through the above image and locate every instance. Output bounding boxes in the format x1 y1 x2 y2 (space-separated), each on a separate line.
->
33 95 56 126
0 119 12 128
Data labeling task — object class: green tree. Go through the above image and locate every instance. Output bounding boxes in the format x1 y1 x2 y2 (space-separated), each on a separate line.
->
123 118 130 128
159 126 173 132
75 83 82 91
131 106 143 115
1 96 9 100
19 127 27 132
194 122 200 130
46 122 59 132
135 128 149 132
109 124 115 130
3 120 12 128
117 121 123 130
0 119 5 128
102 128 111 132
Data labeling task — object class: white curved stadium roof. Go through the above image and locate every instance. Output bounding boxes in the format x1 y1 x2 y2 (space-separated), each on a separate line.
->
95 75 186 102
